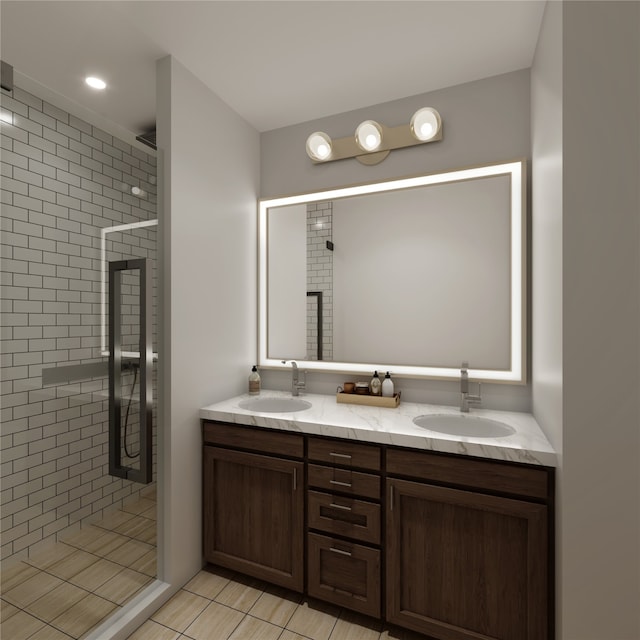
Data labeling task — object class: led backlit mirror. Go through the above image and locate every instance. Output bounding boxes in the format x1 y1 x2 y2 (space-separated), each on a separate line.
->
258 159 526 382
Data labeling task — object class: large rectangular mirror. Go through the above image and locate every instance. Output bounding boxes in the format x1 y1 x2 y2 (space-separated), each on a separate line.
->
258 159 526 382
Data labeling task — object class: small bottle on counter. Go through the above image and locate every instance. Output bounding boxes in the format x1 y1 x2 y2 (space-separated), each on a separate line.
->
370 371 381 396
248 365 261 395
381 371 394 397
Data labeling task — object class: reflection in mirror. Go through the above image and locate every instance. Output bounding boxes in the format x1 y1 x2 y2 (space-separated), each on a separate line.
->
259 160 526 382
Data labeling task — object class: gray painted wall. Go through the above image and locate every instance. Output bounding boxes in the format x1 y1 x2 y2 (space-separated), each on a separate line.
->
261 69 531 199
561 2 640 638
530 1 564 632
156 56 259 590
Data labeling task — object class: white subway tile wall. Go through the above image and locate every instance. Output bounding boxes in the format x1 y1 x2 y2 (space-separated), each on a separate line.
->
306 203 333 361
1 86 158 567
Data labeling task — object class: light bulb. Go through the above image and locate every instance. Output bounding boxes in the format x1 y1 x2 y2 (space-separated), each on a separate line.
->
316 143 329 159
85 76 107 90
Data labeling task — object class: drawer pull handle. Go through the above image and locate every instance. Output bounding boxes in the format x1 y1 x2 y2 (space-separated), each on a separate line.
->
329 479 352 488
329 547 352 557
293 468 297 491
329 502 352 511
330 452 352 459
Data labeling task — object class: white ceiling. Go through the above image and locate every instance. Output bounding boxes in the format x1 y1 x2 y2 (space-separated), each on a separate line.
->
1 1 546 135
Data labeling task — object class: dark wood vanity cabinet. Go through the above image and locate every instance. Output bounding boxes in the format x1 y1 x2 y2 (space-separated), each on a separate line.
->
203 422 304 592
306 437 382 618
202 421 554 639
386 448 552 640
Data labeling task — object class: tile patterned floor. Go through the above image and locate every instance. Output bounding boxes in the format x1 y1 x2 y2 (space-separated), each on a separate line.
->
128 566 427 640
0 488 156 640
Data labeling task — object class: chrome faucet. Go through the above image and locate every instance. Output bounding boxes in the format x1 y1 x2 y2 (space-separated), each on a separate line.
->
460 362 481 412
283 360 306 396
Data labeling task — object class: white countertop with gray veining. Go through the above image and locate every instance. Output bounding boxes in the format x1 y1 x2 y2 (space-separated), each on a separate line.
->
200 390 557 467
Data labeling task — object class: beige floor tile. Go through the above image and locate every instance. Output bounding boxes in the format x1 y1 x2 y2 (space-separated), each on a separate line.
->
0 609 45 640
48 548 97 580
279 631 315 640
329 611 381 640
248 586 300 627
61 525 105 550
140 505 157 520
106 538 153 566
83 529 130 557
69 557 124 591
128 549 156 577
214 577 263 612
183 568 234 600
25 542 76 570
26 581 89 621
94 508 136 531
139 485 157 501
114 514 151 537
151 589 210 633
27 625 74 640
183 600 245 640
94 568 152 605
0 561 39 592
116 516 156 545
126 619 180 640
228 614 282 640
122 497 156 516
51 593 117 638
3 570 63 608
286 600 341 640
1 598 20 621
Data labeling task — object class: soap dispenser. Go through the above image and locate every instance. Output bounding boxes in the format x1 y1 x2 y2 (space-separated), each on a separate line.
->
381 371 394 398
370 371 381 396
248 365 261 395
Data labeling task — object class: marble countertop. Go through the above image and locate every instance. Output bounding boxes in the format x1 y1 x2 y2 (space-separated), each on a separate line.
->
200 390 557 467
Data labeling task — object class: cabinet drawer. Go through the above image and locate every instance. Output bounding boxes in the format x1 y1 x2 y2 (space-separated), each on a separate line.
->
308 532 380 618
203 421 303 459
308 491 380 545
308 464 381 500
308 437 381 471
387 448 550 500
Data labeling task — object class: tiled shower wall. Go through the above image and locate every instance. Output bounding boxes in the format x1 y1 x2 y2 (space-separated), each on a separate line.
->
306 202 333 361
0 85 157 565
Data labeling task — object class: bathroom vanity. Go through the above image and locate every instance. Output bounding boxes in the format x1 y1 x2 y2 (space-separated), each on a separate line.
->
201 391 555 640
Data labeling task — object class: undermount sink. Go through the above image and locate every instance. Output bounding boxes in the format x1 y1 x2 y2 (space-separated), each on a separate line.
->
238 397 312 413
412 414 516 438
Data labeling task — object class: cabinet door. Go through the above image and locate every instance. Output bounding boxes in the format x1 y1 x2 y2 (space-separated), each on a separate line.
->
204 446 304 592
386 479 548 640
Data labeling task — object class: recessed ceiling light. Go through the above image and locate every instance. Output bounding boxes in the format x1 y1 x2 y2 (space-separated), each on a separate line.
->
85 76 106 90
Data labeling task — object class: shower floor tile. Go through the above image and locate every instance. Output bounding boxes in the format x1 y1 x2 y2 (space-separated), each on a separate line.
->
0 489 157 640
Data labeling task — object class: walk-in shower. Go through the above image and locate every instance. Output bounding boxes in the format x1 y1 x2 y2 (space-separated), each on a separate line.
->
1 82 159 638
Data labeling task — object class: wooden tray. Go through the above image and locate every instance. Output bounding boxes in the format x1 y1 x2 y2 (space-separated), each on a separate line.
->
336 391 401 408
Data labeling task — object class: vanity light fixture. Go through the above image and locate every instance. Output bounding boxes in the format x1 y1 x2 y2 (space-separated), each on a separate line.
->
305 107 442 165
85 76 107 90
